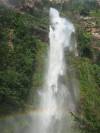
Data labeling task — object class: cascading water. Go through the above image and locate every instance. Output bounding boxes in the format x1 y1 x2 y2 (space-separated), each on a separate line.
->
0 7 79 133
33 8 79 133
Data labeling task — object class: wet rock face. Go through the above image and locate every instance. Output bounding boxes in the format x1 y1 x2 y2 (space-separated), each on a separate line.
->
0 0 41 8
0 0 19 6
7 0 19 6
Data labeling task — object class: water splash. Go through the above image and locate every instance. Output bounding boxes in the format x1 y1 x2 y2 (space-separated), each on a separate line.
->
0 7 79 133
36 7 79 133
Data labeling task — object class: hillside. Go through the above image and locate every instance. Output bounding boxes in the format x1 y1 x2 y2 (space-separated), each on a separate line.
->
0 5 48 115
0 1 100 133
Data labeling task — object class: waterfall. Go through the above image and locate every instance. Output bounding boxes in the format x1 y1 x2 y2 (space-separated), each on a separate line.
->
0 7 79 133
35 8 79 133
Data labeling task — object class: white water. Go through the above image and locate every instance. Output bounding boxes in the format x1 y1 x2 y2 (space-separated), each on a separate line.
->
0 8 79 133
34 8 79 133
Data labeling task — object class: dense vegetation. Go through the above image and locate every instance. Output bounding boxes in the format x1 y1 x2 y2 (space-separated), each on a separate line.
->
49 0 100 132
68 1 100 133
0 6 47 115
0 0 100 133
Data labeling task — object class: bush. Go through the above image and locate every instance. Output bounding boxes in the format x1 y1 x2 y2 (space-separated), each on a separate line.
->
74 58 100 133
0 6 47 115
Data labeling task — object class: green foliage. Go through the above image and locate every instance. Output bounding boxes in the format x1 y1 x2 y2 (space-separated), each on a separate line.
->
74 58 100 133
0 6 47 115
90 9 100 17
77 28 92 58
69 0 98 12
0 3 100 133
